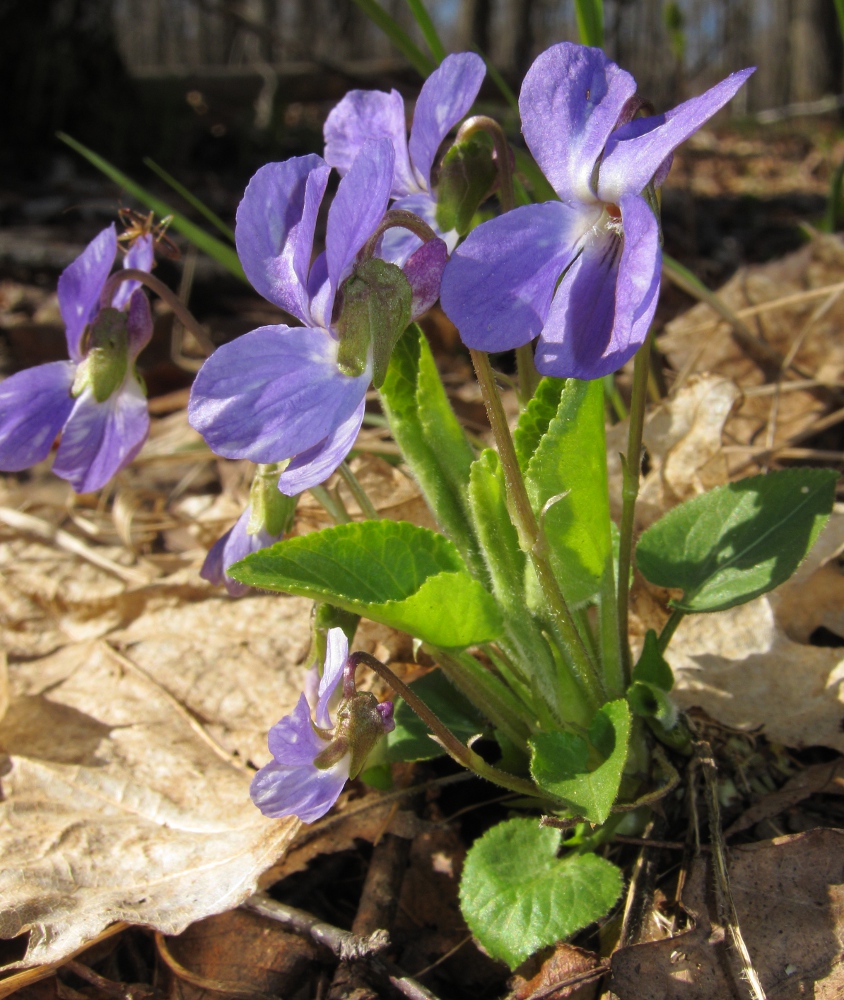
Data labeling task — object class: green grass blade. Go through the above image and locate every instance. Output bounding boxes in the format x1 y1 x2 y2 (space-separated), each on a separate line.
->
57 132 246 282
353 0 435 77
575 0 604 47
143 157 235 243
514 148 557 202
835 0 844 43
406 0 446 63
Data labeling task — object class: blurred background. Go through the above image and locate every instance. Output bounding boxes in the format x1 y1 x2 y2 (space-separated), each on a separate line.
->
2 0 844 395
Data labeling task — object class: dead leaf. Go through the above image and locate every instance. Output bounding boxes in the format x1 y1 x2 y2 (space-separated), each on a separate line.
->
669 508 844 751
610 828 844 999
727 758 844 837
508 943 603 999
0 592 319 971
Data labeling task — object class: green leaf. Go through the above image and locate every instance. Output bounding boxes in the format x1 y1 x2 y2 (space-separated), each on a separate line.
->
143 157 235 243
351 0 435 77
632 630 673 691
574 0 604 47
230 519 501 648
530 699 631 824
513 376 565 469
523 379 613 605
57 133 246 282
459 817 623 969
636 469 838 613
379 325 481 573
627 681 677 729
385 669 487 762
405 0 446 63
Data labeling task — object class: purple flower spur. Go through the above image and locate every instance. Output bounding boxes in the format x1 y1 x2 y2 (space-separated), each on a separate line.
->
324 51 485 265
441 43 754 380
250 628 395 823
0 225 153 492
188 138 447 495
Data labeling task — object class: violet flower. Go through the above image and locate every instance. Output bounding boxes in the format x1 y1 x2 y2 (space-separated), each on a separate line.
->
188 139 446 495
250 628 395 823
324 52 485 265
0 225 153 492
441 44 754 379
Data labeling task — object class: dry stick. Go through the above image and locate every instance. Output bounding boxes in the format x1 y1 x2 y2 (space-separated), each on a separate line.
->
243 894 442 1000
696 741 768 1000
468 349 604 708
100 268 215 357
617 815 666 948
328 829 412 999
0 506 149 584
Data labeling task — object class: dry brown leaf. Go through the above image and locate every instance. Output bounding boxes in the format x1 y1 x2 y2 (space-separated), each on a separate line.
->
726 757 844 837
610 828 844 999
607 375 738 529
508 943 602 1000
0 592 321 971
668 508 844 750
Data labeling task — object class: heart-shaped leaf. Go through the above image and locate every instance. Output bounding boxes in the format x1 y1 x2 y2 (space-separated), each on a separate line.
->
460 817 623 969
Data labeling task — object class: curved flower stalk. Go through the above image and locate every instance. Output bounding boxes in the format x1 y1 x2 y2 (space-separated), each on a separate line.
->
0 225 153 492
324 51 485 265
441 43 754 380
250 627 395 823
188 138 447 495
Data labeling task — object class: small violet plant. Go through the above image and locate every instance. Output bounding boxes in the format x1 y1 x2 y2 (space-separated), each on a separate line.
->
1 38 837 971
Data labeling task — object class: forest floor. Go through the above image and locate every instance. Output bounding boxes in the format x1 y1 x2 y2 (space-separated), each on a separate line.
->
1 116 844 1000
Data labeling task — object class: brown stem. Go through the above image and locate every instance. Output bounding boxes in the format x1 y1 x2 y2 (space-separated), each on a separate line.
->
100 269 215 357
361 209 441 260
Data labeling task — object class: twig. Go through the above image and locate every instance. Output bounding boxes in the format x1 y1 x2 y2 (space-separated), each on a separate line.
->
696 740 768 1000
62 960 155 1000
243 894 442 1000
0 506 149 584
617 816 666 948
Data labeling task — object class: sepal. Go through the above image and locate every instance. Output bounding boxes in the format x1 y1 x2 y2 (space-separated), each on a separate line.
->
435 130 496 236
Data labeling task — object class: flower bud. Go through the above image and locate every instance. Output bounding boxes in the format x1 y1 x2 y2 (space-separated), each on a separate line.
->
335 258 412 387
435 130 497 237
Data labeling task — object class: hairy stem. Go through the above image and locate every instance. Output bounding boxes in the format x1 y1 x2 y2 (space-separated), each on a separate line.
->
100 268 214 356
348 651 544 799
309 485 352 525
469 348 604 709
618 334 652 683
338 461 380 520
657 607 685 653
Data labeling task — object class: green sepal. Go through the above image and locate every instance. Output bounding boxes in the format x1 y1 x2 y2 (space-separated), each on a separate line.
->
73 307 129 403
459 817 623 969
636 469 839 613
248 465 298 537
529 699 631 824
632 629 673 690
435 130 496 236
335 258 412 386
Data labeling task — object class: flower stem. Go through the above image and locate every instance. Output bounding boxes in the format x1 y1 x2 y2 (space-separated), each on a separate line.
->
338 461 380 520
617 334 653 684
348 651 546 800
101 268 215 356
309 485 352 525
469 348 604 709
657 607 685 653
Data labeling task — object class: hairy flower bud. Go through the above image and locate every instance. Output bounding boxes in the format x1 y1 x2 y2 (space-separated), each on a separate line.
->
435 130 497 237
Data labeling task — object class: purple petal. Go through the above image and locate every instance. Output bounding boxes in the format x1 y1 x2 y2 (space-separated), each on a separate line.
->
235 155 330 324
200 507 283 598
440 201 598 352
126 289 153 359
598 68 755 203
315 627 349 728
378 192 457 269
324 89 418 197
403 237 448 320
535 194 660 379
0 361 75 471
276 396 366 496
250 753 349 823
112 235 154 309
52 376 150 493
57 226 117 362
324 138 394 321
520 43 636 203
188 324 370 465
408 52 486 191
